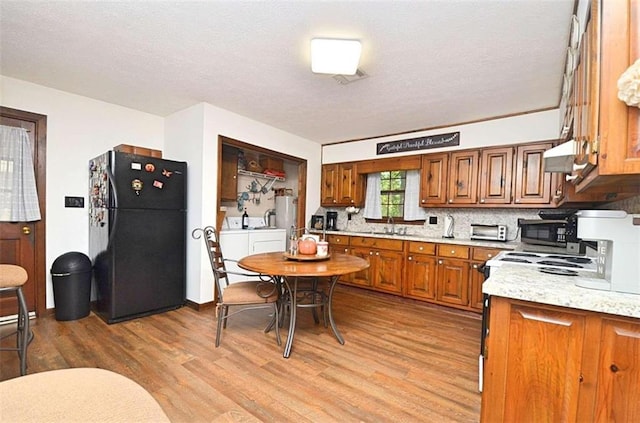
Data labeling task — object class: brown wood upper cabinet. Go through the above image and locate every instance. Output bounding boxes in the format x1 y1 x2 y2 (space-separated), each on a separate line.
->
479 146 514 204
572 0 640 192
321 163 363 207
419 153 449 205
418 150 482 206
513 142 553 205
418 141 552 208
447 150 479 204
220 144 240 202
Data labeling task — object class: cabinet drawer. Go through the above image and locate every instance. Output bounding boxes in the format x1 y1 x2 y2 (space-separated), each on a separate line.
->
351 236 404 251
472 247 503 261
327 234 350 246
437 244 470 259
408 241 437 255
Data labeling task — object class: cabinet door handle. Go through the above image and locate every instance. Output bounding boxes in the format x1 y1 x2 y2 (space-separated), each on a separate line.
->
408 256 413 261
473 264 478 269
418 246 423 251
448 199 453 203
421 199 426 203
451 250 455 254
438 260 443 265
610 364 619 373
369 251 374 255
487 254 492 258
375 251 380 256
480 198 485 203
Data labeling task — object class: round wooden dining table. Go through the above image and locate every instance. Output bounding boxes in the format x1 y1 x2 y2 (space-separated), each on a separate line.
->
238 251 369 358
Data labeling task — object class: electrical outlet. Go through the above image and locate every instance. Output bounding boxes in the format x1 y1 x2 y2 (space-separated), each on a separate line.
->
429 216 437 224
65 196 84 208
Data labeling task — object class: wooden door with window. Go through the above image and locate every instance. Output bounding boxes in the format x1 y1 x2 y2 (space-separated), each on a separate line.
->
0 107 46 318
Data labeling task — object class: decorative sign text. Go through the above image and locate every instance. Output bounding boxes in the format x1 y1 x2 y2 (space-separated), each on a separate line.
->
376 131 460 155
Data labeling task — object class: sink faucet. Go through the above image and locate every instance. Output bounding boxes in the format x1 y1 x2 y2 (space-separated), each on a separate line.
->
386 216 395 234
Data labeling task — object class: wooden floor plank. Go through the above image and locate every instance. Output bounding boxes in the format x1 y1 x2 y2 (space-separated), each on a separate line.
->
1 285 482 422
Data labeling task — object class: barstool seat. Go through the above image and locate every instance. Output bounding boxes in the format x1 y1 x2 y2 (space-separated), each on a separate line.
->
0 264 33 376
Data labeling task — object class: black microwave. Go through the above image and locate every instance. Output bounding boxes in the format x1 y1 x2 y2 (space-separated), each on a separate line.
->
518 218 576 247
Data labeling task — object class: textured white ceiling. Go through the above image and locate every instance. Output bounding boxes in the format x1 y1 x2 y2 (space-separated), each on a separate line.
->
0 0 575 144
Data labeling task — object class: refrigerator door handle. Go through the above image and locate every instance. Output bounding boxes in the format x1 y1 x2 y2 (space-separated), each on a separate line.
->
106 164 119 209
105 164 119 249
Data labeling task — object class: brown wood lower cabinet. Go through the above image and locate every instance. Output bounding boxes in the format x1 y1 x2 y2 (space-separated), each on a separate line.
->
481 297 640 422
434 244 470 307
405 255 438 299
349 236 404 294
327 234 353 284
435 258 470 306
348 246 374 288
469 262 485 310
328 234 504 313
469 247 501 311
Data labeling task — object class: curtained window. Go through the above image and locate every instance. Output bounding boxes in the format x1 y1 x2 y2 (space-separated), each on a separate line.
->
363 173 382 219
363 169 427 222
0 125 41 222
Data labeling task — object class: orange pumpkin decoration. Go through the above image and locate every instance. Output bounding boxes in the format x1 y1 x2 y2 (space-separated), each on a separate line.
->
298 237 317 255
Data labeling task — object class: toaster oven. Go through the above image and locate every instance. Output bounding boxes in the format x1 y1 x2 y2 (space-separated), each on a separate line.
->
470 224 507 241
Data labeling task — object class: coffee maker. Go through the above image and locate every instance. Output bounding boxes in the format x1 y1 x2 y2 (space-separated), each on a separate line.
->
576 210 640 295
326 211 338 231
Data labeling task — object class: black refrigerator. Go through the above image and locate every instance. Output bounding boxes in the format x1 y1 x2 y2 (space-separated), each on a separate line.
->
89 151 187 323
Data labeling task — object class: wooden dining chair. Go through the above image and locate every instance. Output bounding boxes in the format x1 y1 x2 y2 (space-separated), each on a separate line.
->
191 226 281 347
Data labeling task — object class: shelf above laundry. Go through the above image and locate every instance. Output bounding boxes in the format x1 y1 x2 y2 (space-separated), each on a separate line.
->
237 169 285 182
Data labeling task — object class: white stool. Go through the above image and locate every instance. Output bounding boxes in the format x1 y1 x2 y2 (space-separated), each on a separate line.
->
0 264 33 376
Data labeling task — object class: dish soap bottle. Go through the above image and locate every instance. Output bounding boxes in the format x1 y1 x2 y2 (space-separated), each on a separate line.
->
242 208 249 229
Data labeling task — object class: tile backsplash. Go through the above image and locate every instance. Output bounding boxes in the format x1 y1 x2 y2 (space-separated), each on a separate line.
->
315 195 640 241
315 207 539 241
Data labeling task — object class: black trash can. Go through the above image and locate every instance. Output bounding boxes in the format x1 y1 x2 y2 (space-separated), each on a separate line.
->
51 252 92 321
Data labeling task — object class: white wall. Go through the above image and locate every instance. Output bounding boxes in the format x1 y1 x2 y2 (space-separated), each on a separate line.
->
1 76 321 308
322 109 560 163
166 102 322 304
1 76 164 308
164 105 206 303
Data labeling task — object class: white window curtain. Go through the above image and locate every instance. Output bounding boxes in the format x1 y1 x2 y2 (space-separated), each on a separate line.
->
0 125 41 222
363 173 382 219
403 170 429 221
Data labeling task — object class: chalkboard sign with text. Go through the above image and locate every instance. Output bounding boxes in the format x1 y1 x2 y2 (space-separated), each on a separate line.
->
376 132 460 155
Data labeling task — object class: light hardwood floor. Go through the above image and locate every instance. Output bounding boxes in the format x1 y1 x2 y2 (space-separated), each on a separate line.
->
1 285 482 422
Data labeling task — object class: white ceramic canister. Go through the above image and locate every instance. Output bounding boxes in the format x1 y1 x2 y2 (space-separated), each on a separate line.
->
317 241 329 257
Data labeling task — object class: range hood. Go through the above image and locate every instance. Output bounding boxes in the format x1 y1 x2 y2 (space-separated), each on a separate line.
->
543 140 575 173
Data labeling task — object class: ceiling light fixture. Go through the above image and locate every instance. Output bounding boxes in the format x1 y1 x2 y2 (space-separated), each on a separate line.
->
311 38 362 75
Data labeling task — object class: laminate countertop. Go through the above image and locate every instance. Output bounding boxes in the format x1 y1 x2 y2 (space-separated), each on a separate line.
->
483 264 640 319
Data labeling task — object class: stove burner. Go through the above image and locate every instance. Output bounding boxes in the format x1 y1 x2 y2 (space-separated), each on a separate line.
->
500 257 532 263
537 260 583 268
539 267 579 276
505 252 540 258
545 255 592 264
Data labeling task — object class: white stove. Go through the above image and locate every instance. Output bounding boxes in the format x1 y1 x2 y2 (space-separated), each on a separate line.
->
486 250 597 276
